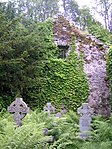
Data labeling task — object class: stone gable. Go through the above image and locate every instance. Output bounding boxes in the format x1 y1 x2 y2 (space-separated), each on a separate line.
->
53 16 110 117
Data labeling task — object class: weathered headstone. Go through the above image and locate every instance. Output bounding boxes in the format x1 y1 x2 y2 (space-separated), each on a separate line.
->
77 103 93 139
44 103 55 116
8 97 29 126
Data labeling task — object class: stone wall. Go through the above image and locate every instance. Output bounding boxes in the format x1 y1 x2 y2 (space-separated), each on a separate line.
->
53 16 110 117
76 38 110 116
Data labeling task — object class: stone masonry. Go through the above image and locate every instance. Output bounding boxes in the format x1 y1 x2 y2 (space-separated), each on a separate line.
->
76 38 110 116
53 16 110 117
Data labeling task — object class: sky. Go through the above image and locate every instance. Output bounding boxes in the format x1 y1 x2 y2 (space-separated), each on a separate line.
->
76 0 93 7
0 0 8 2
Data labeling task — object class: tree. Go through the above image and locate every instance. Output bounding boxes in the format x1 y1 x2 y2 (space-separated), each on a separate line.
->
109 10 112 32
61 0 80 24
93 0 112 31
0 11 57 109
4 0 59 22
79 6 93 30
76 6 111 43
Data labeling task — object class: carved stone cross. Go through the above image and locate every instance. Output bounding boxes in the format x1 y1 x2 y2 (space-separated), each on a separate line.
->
77 103 93 139
44 103 55 116
8 97 29 126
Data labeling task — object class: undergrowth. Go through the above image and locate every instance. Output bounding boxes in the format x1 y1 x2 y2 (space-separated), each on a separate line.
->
0 110 112 149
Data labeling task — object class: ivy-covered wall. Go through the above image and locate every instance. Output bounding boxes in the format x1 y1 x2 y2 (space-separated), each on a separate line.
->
0 14 89 111
53 16 111 116
27 50 89 111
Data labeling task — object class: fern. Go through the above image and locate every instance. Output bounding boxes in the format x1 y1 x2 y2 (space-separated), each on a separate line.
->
0 110 112 149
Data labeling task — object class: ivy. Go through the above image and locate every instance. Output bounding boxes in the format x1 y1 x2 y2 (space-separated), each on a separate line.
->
26 35 89 111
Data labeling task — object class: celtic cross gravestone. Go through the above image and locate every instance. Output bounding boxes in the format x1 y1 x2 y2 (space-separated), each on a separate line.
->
77 103 93 139
8 97 29 126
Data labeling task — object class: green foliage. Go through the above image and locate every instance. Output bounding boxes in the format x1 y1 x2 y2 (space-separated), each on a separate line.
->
88 21 111 44
82 115 112 149
1 110 112 149
0 111 49 149
92 119 112 142
0 13 57 109
77 6 111 44
0 11 88 111
0 110 79 149
26 35 89 110
107 45 112 106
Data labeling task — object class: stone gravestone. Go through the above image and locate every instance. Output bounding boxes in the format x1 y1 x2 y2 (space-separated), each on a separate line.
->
77 103 93 139
44 103 55 116
8 97 29 126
